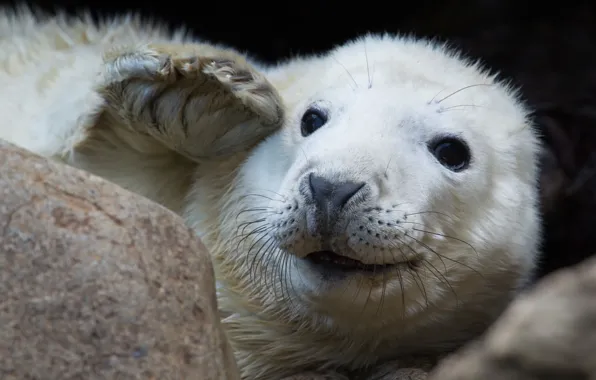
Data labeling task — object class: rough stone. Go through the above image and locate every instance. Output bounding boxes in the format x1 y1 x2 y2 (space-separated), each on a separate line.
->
0 139 239 380
428 255 596 380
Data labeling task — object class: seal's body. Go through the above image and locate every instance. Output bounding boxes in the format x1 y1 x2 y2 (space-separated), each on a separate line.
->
0 8 541 379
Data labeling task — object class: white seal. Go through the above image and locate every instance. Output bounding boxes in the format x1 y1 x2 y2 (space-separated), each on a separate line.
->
0 8 541 379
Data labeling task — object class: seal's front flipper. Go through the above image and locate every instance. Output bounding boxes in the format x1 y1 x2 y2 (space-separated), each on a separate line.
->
98 43 284 162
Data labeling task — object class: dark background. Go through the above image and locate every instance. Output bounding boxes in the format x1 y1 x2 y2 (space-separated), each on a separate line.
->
4 0 596 281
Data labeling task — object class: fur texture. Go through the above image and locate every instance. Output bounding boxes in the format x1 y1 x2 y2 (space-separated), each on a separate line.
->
0 7 542 379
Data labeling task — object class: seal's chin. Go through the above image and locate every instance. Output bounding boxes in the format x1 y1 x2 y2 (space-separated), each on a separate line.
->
304 250 417 274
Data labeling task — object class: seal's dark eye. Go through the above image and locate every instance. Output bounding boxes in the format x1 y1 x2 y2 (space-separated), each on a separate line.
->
429 136 471 172
301 108 328 137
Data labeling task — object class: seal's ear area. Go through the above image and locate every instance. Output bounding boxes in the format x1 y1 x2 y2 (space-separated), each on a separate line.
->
96 43 284 161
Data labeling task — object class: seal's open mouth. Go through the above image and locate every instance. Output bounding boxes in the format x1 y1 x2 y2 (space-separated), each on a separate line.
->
304 250 414 273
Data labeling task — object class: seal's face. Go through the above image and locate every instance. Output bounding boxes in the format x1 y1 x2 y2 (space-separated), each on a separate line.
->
217 36 540 330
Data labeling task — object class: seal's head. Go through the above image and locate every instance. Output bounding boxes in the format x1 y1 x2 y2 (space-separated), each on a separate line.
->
193 34 541 376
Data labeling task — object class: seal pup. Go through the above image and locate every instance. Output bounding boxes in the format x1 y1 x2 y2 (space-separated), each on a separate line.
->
0 7 541 379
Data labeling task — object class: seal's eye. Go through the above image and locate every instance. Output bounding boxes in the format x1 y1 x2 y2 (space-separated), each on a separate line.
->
301 108 328 137
429 136 471 172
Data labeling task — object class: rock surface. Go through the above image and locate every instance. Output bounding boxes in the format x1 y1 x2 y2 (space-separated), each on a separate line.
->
0 139 239 380
428 254 596 380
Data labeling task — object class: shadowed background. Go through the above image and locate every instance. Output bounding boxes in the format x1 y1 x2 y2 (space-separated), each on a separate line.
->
3 0 596 281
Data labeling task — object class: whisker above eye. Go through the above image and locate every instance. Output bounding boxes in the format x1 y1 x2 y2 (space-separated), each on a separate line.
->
432 83 496 104
364 41 373 89
438 104 484 112
331 55 358 90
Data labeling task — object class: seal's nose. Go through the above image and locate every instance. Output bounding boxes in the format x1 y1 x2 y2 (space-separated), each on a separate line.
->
308 173 365 211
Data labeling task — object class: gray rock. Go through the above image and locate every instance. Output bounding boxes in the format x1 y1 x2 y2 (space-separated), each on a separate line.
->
428 255 596 380
0 139 239 380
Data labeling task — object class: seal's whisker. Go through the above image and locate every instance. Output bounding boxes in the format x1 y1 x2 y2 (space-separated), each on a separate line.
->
358 248 384 315
237 224 270 251
238 192 285 203
397 235 459 305
434 83 495 104
402 230 484 279
331 54 358 90
232 226 269 258
439 104 484 112
284 256 299 308
232 223 270 247
404 210 453 220
236 218 268 234
402 232 449 272
275 250 287 302
351 267 367 306
246 234 275 284
261 241 281 299
361 274 375 316
235 207 276 221
253 237 278 292
364 41 372 89
384 239 428 310
239 233 271 294
288 257 300 307
421 259 460 307
279 252 296 306
391 246 408 320
398 224 479 257
414 254 459 304
375 269 389 317
236 194 276 202
394 240 429 309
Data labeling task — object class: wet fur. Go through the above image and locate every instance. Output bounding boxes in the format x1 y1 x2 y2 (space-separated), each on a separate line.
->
0 7 542 379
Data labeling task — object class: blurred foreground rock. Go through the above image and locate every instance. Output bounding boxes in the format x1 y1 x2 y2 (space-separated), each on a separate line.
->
0 139 239 380
428 255 596 380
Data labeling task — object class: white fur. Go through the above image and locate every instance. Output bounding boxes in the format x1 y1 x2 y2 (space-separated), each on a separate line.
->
0 7 542 380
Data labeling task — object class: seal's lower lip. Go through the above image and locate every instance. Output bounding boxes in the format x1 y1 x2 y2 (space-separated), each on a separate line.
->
304 250 416 273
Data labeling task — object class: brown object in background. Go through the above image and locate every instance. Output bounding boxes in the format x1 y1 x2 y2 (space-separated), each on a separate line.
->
0 139 239 380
